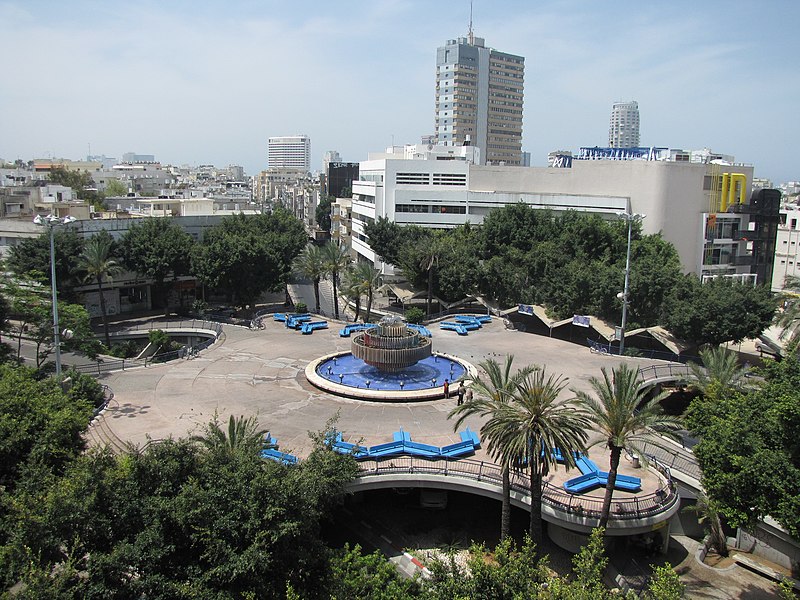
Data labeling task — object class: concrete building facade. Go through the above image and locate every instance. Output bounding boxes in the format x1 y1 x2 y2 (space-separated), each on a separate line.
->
350 148 768 286
435 35 524 166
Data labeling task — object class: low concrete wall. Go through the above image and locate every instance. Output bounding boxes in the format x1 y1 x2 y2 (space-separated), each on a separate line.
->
737 518 800 574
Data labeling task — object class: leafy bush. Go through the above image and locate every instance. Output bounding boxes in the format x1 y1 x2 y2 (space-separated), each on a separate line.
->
295 302 308 314
404 307 424 324
109 339 141 358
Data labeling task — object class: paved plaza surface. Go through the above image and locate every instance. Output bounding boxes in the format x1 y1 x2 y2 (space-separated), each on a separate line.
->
97 317 661 458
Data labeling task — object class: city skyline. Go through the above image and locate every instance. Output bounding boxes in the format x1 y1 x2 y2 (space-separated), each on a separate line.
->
1 1 798 184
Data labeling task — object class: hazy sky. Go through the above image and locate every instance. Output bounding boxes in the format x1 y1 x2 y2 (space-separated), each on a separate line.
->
1 1 798 184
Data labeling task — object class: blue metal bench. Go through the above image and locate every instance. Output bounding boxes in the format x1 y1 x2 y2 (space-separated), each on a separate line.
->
368 441 406 458
564 472 604 494
402 441 441 458
260 448 299 465
459 428 481 448
301 321 328 334
393 430 411 442
440 439 476 458
440 322 469 335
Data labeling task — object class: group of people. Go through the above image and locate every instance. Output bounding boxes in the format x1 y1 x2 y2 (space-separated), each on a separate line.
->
443 379 473 406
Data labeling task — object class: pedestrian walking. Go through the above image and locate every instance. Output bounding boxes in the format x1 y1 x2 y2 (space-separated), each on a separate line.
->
457 381 466 406
443 379 450 399
465 387 473 404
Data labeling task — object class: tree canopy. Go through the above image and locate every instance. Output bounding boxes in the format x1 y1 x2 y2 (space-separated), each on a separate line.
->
192 211 307 305
686 356 800 537
7 228 85 299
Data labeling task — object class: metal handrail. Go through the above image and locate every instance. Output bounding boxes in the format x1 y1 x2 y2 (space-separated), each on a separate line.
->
353 456 678 522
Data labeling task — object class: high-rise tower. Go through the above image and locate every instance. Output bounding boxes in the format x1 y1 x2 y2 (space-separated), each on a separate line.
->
608 101 640 148
268 135 311 171
435 34 524 166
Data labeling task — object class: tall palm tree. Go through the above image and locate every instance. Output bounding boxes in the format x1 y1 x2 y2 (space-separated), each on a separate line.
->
574 364 682 529
191 413 269 457
76 232 122 348
293 244 326 314
322 241 352 320
449 355 535 540
352 261 382 323
340 267 363 322
688 345 750 396
484 367 590 545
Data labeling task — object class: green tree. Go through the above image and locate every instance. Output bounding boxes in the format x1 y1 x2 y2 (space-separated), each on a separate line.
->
191 413 268 457
322 241 352 320
328 543 422 599
192 212 306 306
688 345 750 396
484 367 590 545
449 355 536 540
575 365 682 528
363 216 405 266
351 261 383 323
102 178 128 197
293 244 326 313
683 489 728 557
642 564 686 599
316 195 332 232
776 275 800 346
0 364 92 492
7 228 85 299
75 231 123 348
686 356 800 537
341 266 364 321
664 275 776 348
119 217 195 311
47 165 96 200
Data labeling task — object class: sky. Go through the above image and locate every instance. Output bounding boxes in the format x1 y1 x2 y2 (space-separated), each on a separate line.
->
1 1 798 184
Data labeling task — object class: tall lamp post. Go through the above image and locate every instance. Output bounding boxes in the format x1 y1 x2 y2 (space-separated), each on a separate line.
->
33 214 76 377
616 211 645 356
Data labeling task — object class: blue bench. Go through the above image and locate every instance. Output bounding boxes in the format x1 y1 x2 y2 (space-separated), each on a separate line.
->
440 439 476 458
393 430 411 442
287 315 312 329
339 323 374 337
263 432 278 447
564 472 604 494
440 322 469 335
576 456 601 474
459 428 481 448
261 448 299 465
301 321 328 334
402 441 441 458
368 441 406 458
454 315 482 327
273 312 287 322
598 472 642 492
406 323 432 337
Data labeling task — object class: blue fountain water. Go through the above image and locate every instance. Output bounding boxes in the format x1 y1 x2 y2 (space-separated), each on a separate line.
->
317 353 466 391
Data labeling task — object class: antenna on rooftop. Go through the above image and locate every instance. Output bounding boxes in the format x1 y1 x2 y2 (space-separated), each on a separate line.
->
468 0 474 44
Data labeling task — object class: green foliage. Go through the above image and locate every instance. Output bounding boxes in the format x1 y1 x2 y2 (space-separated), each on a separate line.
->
571 528 609 596
147 329 180 356
294 244 326 313
75 231 123 347
102 178 128 197
192 211 306 306
642 564 686 599
0 364 92 492
7 228 85 299
363 216 405 266
1 420 359 597
65 369 106 410
109 339 141 358
47 165 96 200
664 275 775 347
328 543 422 599
191 298 209 317
295 301 308 314
191 413 268 457
404 307 424 324
119 217 195 307
316 196 332 232
322 241 352 320
687 355 800 537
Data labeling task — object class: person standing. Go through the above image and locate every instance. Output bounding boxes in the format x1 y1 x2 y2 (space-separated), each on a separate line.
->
443 379 450 399
464 386 473 404
457 381 466 406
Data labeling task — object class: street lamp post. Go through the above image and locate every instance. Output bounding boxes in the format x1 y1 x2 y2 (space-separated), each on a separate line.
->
617 212 645 356
33 214 76 377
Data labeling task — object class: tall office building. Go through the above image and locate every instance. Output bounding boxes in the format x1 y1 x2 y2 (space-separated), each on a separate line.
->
435 34 524 166
608 101 640 148
268 135 311 171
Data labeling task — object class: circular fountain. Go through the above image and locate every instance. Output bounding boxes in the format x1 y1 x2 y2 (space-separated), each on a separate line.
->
305 316 476 402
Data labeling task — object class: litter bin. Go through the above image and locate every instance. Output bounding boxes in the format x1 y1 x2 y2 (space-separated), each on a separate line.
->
631 455 640 468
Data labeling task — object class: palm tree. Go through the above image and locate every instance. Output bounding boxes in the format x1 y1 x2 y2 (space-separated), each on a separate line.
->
322 241 352 320
683 488 728 557
688 345 750 396
574 364 682 529
191 413 269 457
340 267 363 322
76 232 122 348
352 261 382 323
293 244 326 314
484 367 590 545
449 355 535 540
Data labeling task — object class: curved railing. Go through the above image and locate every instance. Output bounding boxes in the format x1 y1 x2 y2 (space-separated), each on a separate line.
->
637 363 691 386
354 455 678 522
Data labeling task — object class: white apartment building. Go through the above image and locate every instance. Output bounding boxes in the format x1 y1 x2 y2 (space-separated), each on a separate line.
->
435 35 524 166
351 146 766 284
268 135 311 172
608 101 640 148
771 203 800 292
